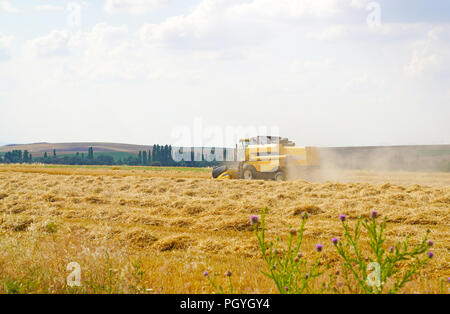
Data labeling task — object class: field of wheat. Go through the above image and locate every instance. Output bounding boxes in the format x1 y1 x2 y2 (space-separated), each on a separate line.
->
0 164 448 294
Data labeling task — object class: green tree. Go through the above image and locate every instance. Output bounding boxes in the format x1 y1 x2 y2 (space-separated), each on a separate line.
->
23 150 29 163
168 145 173 165
159 145 164 164
88 147 94 160
163 145 169 165
142 151 148 165
152 145 157 163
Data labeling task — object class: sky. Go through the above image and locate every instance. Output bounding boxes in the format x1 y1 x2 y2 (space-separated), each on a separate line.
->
0 0 449 147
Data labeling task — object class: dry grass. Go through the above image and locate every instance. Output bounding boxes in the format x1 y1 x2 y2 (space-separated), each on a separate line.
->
0 164 448 294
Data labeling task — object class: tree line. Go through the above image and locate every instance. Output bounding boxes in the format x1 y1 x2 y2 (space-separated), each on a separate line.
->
0 145 220 167
0 150 33 163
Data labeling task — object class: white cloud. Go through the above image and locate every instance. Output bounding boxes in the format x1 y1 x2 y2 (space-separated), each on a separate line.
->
306 24 350 40
404 25 450 77
428 25 450 42
140 0 224 47
139 0 279 50
28 30 72 57
227 0 365 20
306 23 434 42
71 23 130 51
290 57 335 73
25 24 144 80
0 0 17 12
138 0 373 50
71 23 139 80
104 0 171 15
404 50 439 76
35 4 64 12
0 32 13 61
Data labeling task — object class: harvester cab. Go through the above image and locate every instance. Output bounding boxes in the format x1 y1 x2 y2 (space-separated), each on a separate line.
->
212 136 320 181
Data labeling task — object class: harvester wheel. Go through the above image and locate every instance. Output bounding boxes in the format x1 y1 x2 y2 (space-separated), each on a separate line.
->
212 165 228 178
242 164 256 180
274 171 286 182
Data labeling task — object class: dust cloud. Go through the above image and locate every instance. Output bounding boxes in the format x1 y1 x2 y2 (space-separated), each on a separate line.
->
286 146 450 186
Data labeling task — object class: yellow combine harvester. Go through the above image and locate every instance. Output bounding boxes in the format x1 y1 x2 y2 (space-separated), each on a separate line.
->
212 136 320 181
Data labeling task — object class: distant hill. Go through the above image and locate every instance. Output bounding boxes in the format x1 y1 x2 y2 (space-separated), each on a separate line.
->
0 142 154 157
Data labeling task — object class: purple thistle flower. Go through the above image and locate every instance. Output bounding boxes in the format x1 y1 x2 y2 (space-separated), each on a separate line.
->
427 240 434 247
285 286 289 291
305 273 309 279
332 238 338 245
203 271 209 277
225 270 232 277
447 277 450 283
427 251 434 259
250 215 259 224
316 244 323 252
339 214 346 222
370 210 378 219
389 246 394 253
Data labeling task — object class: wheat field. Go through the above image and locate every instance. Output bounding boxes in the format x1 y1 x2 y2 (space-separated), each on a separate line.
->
0 164 448 294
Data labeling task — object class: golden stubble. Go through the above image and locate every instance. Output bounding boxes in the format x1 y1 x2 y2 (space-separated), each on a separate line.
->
0 165 448 293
